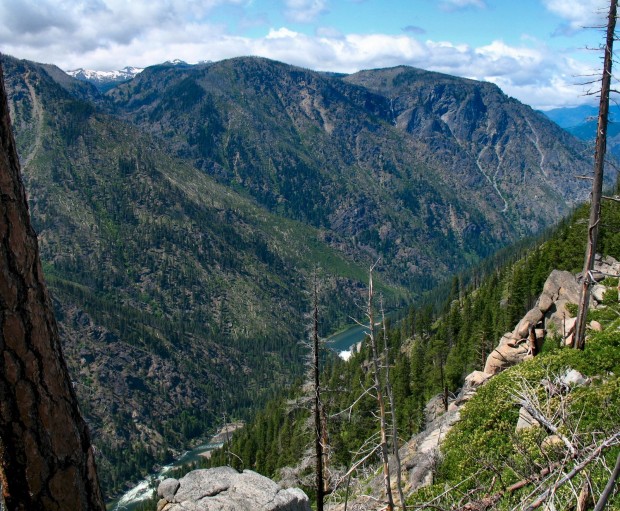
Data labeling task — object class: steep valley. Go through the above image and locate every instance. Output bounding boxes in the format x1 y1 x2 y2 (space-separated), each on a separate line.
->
0 53 606 498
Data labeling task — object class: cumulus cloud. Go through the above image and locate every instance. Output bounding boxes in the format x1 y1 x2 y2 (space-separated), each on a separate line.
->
543 0 609 34
0 0 602 109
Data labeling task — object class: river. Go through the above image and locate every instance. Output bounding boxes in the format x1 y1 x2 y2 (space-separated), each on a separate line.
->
106 442 222 511
107 323 368 510
106 422 243 511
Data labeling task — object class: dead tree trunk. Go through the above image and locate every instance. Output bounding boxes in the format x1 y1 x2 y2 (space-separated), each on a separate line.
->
0 61 105 510
367 264 395 511
574 0 617 350
380 299 407 511
312 270 325 511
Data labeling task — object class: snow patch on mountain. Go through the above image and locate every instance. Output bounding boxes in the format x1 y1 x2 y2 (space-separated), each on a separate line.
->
66 66 144 86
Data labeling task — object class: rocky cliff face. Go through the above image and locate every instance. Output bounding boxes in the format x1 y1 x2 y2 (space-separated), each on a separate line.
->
345 67 591 232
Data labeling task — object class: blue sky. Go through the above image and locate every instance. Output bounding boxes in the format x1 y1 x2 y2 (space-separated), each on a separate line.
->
0 0 612 109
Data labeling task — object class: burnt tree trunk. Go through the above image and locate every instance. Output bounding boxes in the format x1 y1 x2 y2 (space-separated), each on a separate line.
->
312 270 325 511
0 61 105 510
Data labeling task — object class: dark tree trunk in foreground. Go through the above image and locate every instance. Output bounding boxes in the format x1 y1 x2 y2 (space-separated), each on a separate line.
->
0 61 105 510
312 270 325 511
574 0 617 350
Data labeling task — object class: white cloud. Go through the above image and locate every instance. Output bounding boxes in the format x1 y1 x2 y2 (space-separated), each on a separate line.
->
266 27 300 39
543 0 609 34
283 0 328 23
0 0 604 109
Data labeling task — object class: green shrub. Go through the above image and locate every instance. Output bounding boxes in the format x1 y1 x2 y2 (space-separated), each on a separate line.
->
412 327 620 509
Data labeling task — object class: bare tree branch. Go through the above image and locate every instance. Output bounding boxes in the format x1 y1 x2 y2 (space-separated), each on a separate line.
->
593 451 620 511
524 432 620 511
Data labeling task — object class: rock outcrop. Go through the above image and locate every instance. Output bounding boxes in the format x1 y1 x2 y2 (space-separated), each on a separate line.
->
156 467 311 511
403 402 461 490
484 258 620 375
401 258 619 498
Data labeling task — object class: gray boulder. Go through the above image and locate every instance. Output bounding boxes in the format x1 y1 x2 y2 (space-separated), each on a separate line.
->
596 255 620 276
560 369 589 387
159 478 181 501
157 467 311 511
542 270 581 305
592 284 607 303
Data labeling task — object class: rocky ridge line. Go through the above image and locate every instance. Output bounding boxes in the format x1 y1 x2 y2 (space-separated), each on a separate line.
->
337 255 620 509
404 255 620 494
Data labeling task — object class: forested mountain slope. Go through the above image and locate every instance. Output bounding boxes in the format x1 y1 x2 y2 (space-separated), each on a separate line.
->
1 53 608 497
2 55 402 495
205 194 620 509
107 57 600 288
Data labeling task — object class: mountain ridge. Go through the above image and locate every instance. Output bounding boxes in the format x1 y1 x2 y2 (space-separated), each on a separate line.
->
106 56 600 288
66 65 144 91
1 53 606 498
2 54 406 496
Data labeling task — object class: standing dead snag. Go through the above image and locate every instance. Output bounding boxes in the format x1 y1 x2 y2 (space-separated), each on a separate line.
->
312 269 326 511
574 0 618 350
0 62 105 509
367 263 395 511
380 298 407 511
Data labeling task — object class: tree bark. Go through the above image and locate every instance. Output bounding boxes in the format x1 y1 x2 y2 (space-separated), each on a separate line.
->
0 60 105 510
574 0 617 350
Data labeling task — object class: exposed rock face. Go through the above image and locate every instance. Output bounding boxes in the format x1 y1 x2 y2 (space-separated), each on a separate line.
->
403 405 461 491
484 259 620 375
157 467 311 511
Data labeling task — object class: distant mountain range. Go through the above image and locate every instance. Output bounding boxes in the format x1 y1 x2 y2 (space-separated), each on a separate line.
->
66 65 144 91
543 103 620 157
65 60 214 91
1 54 603 497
